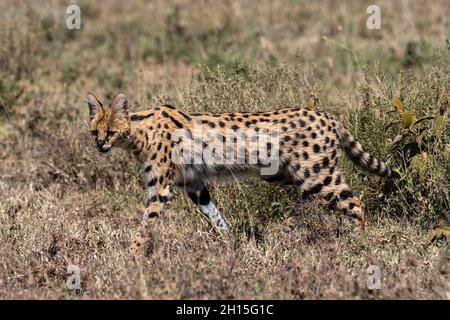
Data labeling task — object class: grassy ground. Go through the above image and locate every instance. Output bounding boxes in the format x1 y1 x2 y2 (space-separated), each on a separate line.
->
0 0 449 299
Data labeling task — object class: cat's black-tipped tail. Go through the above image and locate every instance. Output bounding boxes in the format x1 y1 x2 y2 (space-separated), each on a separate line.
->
337 124 399 179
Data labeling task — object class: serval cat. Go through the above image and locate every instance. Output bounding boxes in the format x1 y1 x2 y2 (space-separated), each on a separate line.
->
87 93 398 253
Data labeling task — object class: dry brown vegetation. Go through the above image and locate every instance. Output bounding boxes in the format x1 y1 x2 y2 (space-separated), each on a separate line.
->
0 0 449 299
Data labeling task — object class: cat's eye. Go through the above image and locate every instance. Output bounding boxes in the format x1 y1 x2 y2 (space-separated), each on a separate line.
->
90 129 98 136
107 130 117 137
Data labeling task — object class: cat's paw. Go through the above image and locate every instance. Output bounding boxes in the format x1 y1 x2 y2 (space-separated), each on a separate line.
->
130 233 146 255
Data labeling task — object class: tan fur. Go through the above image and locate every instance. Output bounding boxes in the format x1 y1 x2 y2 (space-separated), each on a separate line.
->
88 93 397 251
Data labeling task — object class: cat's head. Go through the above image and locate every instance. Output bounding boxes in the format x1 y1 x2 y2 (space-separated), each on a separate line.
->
87 93 130 153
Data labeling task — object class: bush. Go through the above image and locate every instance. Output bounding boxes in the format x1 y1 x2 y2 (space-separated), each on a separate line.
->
349 67 449 228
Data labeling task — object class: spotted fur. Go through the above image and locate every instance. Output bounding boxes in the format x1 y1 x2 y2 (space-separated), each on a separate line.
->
87 93 397 251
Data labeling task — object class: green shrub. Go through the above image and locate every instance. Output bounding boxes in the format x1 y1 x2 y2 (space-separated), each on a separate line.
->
349 68 449 228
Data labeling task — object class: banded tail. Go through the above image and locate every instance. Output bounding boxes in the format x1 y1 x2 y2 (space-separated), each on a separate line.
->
337 124 398 179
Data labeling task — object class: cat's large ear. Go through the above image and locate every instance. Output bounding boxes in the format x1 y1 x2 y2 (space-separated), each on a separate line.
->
111 93 129 119
87 93 103 120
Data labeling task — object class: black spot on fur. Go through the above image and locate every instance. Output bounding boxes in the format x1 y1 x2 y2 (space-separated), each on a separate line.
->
148 178 157 186
130 113 153 121
313 163 321 173
335 175 342 185
313 144 320 153
324 192 334 201
331 149 337 159
158 195 169 203
329 166 335 175
323 176 332 186
308 183 322 194
168 115 183 128
339 190 353 200
304 169 310 178
177 110 191 121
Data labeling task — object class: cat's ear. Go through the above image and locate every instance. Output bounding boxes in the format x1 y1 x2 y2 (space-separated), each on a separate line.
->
111 93 128 119
87 93 103 120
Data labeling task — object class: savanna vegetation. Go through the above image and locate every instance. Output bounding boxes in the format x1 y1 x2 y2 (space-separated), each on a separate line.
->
0 0 448 299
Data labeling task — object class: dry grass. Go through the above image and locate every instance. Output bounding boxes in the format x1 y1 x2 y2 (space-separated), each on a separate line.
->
0 184 448 299
0 0 449 299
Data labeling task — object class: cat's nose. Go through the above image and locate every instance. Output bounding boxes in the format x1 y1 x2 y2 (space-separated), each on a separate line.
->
97 140 106 149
